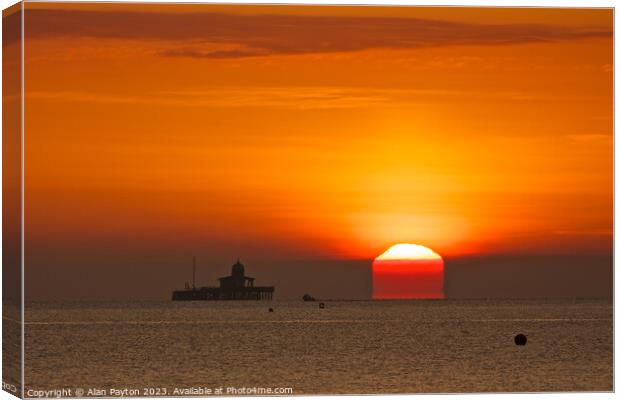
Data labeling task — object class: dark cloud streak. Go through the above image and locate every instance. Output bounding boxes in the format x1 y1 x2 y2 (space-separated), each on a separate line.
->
22 8 612 58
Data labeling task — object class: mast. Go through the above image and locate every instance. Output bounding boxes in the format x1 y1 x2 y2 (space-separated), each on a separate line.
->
192 256 196 290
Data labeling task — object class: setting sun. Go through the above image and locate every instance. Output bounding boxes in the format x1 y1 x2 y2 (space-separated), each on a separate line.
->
373 243 444 299
376 243 442 261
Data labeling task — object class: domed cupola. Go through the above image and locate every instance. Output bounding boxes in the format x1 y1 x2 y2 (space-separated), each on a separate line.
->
232 259 245 278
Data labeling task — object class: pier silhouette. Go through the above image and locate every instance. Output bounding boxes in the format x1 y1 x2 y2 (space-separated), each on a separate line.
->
172 259 275 301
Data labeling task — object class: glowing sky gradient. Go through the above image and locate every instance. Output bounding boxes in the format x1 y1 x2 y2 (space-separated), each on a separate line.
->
16 4 612 300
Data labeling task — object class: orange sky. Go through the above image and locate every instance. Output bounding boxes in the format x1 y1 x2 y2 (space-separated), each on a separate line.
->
22 4 612 262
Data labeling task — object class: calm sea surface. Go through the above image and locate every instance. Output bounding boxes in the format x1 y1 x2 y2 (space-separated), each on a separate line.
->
24 299 612 395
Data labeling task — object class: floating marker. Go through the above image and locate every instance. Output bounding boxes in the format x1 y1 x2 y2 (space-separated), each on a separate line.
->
268 308 274 312
514 333 527 346
319 302 325 309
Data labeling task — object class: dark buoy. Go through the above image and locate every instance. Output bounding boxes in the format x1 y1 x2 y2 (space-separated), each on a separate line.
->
514 333 527 346
268 308 274 312
319 302 325 309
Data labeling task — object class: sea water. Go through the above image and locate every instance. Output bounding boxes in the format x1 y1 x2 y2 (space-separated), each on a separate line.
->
22 299 612 395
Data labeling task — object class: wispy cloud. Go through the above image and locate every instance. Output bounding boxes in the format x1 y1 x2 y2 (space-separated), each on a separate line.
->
21 9 612 58
26 87 404 109
552 228 612 236
25 85 607 109
567 134 612 143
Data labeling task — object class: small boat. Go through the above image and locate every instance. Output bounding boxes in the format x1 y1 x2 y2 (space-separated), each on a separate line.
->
302 293 316 302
